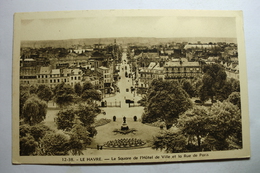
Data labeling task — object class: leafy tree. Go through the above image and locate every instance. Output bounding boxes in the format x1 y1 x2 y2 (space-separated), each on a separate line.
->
230 78 240 92
40 131 70 156
77 104 100 128
74 82 83 96
152 130 187 153
215 79 233 102
20 134 38 156
30 124 52 141
22 95 47 126
142 79 192 129
37 84 53 103
82 81 94 91
53 83 75 108
29 85 38 94
20 84 30 117
199 63 227 103
227 92 241 109
56 107 76 131
81 89 102 102
178 106 209 148
19 124 36 155
137 95 147 107
206 101 242 150
69 124 92 155
19 124 52 156
179 79 195 98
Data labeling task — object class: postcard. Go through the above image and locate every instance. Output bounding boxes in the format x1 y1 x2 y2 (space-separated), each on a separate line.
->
12 9 250 164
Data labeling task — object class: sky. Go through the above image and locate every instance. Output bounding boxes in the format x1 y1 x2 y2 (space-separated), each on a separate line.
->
20 16 237 41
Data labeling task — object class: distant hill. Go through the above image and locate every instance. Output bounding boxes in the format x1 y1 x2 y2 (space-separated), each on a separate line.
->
21 37 237 48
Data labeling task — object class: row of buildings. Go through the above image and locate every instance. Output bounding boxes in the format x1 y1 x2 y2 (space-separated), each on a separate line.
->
128 42 239 91
135 58 202 89
20 41 121 95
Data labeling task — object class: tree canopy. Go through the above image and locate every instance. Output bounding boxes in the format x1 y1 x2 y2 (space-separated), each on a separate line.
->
37 84 53 103
199 63 227 103
56 107 76 131
153 100 242 153
152 130 186 153
40 131 71 155
19 124 52 156
69 124 91 155
178 106 209 148
142 79 192 129
81 89 102 102
74 82 83 96
53 83 75 108
22 95 48 126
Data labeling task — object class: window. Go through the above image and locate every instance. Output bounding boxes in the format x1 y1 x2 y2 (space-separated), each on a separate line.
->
71 77 73 80
58 79 60 83
75 77 77 80
64 79 66 82
54 79 56 83
78 77 80 80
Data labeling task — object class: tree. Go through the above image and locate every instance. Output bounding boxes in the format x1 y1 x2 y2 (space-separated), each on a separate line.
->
69 124 92 155
20 84 30 117
22 95 47 126
215 79 233 102
179 79 195 98
29 85 38 94
81 89 102 102
19 124 52 156
53 83 75 108
77 104 100 128
199 63 227 103
74 82 83 96
227 92 241 109
37 84 53 103
20 134 38 156
142 79 192 129
206 101 242 150
82 81 94 91
178 106 209 148
56 107 76 131
152 130 187 153
40 131 71 155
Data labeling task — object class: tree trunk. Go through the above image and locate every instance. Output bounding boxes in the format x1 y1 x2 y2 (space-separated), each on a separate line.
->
197 135 201 147
211 95 214 104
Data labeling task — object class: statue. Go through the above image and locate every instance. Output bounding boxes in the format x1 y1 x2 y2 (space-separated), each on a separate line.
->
123 116 126 123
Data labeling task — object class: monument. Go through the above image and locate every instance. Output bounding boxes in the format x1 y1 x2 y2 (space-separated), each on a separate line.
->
121 116 129 130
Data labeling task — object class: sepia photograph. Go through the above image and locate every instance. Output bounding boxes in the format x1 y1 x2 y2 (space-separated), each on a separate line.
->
12 9 250 164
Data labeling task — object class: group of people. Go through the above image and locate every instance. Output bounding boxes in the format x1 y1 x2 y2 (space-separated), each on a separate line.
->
103 138 145 148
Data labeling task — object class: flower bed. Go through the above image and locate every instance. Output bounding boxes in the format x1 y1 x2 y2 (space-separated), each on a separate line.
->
103 138 146 148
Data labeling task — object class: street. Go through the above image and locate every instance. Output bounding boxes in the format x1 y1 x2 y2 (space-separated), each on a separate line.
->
97 51 143 121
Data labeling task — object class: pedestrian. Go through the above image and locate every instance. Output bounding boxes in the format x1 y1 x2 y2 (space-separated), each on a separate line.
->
97 144 99 150
100 145 103 150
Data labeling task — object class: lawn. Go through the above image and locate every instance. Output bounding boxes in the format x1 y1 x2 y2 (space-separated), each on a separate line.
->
88 117 162 149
